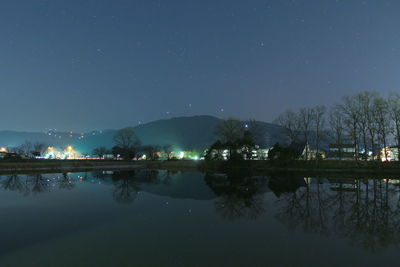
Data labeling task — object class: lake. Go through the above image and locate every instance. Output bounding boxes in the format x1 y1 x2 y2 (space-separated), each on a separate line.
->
0 169 399 266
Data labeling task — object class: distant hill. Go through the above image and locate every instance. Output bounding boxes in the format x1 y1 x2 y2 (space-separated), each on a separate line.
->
0 115 287 153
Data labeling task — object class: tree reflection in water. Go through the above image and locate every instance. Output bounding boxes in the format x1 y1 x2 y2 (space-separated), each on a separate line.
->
112 171 141 204
205 171 268 221
0 175 25 193
111 169 160 204
0 174 51 195
3 171 400 252
59 173 75 190
27 174 50 194
273 175 400 252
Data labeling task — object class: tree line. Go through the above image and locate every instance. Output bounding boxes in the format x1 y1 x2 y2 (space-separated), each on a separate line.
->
93 127 174 160
206 118 267 161
274 91 400 161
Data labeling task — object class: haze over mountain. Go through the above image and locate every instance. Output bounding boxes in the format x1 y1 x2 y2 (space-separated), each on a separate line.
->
0 115 287 153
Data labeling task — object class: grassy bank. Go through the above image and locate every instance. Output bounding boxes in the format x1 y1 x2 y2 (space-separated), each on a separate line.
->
0 159 143 174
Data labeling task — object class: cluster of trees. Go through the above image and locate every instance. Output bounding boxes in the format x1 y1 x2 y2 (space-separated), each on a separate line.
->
206 118 266 161
267 143 301 164
6 141 49 158
92 127 174 160
274 105 326 160
275 91 400 161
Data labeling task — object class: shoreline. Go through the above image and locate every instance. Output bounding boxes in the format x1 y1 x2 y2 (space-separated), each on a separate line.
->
1 159 400 176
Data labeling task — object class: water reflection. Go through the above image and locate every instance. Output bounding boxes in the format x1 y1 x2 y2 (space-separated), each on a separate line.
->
274 176 400 252
205 171 268 221
59 173 75 190
1 175 25 193
112 171 141 204
2 170 400 252
1 174 51 195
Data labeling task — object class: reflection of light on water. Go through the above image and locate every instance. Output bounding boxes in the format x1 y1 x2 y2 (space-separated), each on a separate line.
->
383 179 400 185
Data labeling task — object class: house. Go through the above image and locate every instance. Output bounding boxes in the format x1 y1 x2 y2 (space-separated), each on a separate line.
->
288 142 308 159
328 178 357 192
328 144 357 160
207 146 271 161
380 146 399 161
308 149 326 160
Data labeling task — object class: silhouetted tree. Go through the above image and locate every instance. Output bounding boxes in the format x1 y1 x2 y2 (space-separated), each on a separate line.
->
113 127 141 160
142 145 159 160
329 106 345 160
312 105 326 160
274 109 301 143
389 93 400 161
162 144 173 160
215 118 244 144
246 119 267 146
92 147 110 158
33 142 48 157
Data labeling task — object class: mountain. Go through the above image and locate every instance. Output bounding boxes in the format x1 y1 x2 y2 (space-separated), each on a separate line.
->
0 115 287 153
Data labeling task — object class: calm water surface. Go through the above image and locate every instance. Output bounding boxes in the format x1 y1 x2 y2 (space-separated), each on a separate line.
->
0 169 399 266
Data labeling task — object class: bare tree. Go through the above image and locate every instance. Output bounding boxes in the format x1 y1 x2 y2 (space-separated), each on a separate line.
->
215 117 244 143
329 106 345 160
340 95 360 160
298 107 315 160
113 127 141 149
162 144 173 159
246 119 267 147
19 141 33 157
373 97 390 160
313 105 326 160
92 147 109 158
388 93 400 161
113 127 141 160
33 142 48 157
274 109 301 144
356 91 378 159
143 145 159 160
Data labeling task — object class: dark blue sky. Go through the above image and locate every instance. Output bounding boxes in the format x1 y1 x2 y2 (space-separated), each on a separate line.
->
1 0 399 132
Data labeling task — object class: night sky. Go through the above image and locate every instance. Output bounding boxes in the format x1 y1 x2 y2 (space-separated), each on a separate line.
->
1 0 399 132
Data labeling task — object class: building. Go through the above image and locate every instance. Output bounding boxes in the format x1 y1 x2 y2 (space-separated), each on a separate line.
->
288 142 310 160
380 146 399 161
328 144 357 160
207 146 271 161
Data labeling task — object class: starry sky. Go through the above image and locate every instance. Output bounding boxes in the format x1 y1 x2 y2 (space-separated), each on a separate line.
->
1 0 399 132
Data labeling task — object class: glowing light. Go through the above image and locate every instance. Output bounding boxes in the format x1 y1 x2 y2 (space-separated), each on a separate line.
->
0 147 7 153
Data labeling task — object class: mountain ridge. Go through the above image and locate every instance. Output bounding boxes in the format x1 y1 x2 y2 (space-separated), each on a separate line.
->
0 115 287 152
